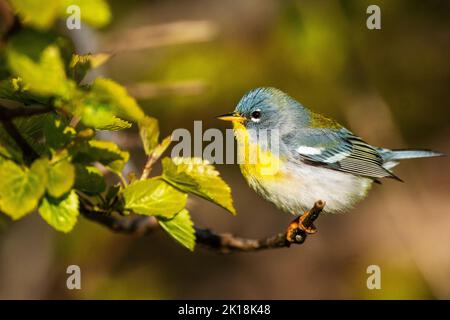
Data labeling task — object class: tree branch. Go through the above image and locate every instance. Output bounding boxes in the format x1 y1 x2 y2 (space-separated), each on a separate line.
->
140 152 158 180
0 104 53 120
80 209 159 236
80 201 325 253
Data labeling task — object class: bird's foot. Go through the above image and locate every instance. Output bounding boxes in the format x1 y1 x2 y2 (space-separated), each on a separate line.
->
285 200 325 244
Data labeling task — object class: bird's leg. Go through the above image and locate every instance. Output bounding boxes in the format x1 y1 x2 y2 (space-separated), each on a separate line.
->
286 200 325 244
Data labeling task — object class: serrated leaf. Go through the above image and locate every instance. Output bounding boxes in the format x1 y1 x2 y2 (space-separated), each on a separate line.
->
0 114 51 159
43 114 76 149
38 190 79 233
0 158 48 219
89 78 144 122
75 77 143 128
73 140 129 174
47 159 75 197
77 103 131 131
74 164 106 194
123 179 187 218
69 52 110 83
159 209 195 251
14 114 51 156
7 37 74 98
162 157 236 215
139 116 159 155
14 113 50 137
97 117 132 131
88 140 129 174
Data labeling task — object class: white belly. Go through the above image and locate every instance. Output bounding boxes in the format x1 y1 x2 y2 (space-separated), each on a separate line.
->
242 161 373 215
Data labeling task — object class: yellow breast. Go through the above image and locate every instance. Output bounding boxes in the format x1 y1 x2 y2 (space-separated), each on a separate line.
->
232 123 285 182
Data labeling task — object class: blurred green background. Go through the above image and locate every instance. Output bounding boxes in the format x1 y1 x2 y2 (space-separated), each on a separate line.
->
0 0 449 299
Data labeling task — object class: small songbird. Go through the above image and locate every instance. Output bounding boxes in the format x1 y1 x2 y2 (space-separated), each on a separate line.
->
218 87 443 221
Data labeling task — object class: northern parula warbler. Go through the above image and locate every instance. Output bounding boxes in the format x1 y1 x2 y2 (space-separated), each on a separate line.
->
218 87 443 215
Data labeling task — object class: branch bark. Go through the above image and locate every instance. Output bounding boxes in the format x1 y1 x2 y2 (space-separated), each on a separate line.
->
80 201 325 253
0 104 53 120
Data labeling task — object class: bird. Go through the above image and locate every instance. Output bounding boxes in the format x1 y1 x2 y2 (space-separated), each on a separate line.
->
218 87 443 230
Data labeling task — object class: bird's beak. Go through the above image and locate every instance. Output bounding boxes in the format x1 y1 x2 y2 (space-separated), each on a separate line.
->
216 112 246 123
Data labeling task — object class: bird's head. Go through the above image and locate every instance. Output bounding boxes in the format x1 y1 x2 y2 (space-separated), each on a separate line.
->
217 87 309 133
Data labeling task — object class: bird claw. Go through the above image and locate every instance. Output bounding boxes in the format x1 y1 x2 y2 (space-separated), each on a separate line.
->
298 214 317 234
285 200 325 244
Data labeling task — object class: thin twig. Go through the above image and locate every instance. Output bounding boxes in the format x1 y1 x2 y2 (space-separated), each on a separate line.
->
0 104 53 120
140 153 158 180
80 209 159 236
80 201 325 253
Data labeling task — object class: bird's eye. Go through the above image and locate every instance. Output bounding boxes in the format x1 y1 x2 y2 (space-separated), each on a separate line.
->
250 110 261 121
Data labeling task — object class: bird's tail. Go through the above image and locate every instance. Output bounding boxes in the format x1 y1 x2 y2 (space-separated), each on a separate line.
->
384 149 444 160
378 148 444 170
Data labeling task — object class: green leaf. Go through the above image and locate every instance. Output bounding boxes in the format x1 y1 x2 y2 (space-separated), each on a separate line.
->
43 114 76 149
0 77 49 104
89 78 144 122
77 103 132 131
38 190 79 233
0 114 52 158
0 158 48 219
7 32 74 98
159 209 195 251
123 179 187 218
47 159 75 197
69 52 110 83
74 164 106 194
0 78 24 100
96 117 132 131
0 114 51 162
88 140 129 174
75 78 143 129
162 157 236 215
0 144 13 160
73 140 129 174
139 116 159 155
0 136 23 163
9 0 61 30
6 31 75 98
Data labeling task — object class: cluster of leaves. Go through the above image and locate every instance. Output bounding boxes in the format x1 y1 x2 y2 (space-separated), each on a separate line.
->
0 0 235 250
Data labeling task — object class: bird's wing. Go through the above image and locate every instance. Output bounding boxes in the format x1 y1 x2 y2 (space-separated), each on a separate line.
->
282 128 401 181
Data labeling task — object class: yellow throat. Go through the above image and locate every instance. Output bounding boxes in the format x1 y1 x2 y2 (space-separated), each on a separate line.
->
232 121 284 180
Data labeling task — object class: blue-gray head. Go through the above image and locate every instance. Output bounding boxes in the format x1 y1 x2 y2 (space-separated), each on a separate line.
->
217 87 309 132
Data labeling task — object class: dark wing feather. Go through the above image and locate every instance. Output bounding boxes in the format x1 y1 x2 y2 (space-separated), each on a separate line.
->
283 128 402 181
